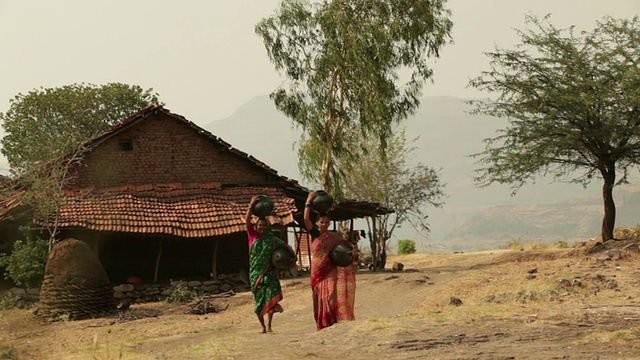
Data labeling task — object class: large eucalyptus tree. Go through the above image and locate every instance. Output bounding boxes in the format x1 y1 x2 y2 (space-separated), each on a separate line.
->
256 0 453 195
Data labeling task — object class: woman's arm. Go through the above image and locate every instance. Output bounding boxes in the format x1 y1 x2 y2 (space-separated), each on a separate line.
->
246 196 258 228
303 192 315 231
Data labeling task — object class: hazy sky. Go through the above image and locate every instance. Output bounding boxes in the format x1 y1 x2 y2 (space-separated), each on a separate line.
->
0 0 638 172
2 1 639 119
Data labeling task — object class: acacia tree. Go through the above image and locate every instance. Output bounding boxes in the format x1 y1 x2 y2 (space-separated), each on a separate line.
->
256 0 452 195
468 15 640 242
342 128 445 268
1 83 160 175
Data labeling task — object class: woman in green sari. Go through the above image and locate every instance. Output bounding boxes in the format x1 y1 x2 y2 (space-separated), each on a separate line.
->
245 196 286 333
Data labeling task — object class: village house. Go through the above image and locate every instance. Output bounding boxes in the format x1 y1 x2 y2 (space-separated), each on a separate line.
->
0 104 391 294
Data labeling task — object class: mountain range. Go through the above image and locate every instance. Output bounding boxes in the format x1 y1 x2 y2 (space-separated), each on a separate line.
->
205 95 640 252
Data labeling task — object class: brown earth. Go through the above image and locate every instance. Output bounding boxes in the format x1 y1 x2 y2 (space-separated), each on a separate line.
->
2 241 640 360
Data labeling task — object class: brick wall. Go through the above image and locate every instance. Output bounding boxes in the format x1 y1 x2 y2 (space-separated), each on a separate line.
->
75 113 277 188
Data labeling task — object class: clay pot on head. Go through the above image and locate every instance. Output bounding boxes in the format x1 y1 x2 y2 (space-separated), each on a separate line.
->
330 241 354 267
310 190 333 215
252 195 274 218
271 247 296 270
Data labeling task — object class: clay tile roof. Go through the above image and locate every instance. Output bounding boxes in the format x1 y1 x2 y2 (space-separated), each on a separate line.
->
0 191 24 221
40 183 296 237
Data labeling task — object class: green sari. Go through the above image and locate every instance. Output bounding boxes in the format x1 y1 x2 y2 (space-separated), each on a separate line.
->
248 226 284 316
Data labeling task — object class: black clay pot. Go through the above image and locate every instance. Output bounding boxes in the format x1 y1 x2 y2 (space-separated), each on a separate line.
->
310 190 333 214
252 195 274 218
330 241 354 267
271 247 296 271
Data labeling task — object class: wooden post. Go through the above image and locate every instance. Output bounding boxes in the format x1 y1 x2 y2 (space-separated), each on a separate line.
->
93 234 100 258
371 216 377 272
153 238 162 284
211 238 220 279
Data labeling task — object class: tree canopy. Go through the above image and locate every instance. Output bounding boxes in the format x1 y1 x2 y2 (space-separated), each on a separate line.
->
1 83 161 175
468 15 640 241
342 128 445 267
256 0 452 194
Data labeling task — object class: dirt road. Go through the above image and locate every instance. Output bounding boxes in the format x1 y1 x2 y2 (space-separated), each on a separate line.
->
2 248 640 359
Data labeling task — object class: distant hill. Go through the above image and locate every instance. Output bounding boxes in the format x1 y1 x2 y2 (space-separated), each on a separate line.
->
205 95 640 252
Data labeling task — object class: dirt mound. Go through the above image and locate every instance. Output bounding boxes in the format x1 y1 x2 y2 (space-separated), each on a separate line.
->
37 238 115 320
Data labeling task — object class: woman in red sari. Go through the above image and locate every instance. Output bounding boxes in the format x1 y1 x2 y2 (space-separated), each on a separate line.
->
304 191 357 330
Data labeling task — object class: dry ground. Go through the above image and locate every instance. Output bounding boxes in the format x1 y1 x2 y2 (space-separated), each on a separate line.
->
2 241 640 359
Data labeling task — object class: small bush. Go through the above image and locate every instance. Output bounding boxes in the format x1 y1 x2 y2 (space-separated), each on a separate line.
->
524 241 544 250
0 238 49 289
166 284 197 303
502 238 523 250
0 344 17 359
397 239 416 254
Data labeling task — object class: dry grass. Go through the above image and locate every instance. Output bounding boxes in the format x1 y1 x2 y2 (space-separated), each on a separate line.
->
3 242 640 359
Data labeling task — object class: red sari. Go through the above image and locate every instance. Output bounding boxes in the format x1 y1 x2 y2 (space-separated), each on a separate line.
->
310 231 356 330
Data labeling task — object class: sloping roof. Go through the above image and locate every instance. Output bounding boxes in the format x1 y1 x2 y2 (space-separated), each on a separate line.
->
0 104 395 233
39 183 296 237
0 192 24 221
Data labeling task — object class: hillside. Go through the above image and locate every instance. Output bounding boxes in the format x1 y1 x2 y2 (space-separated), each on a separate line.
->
205 95 640 252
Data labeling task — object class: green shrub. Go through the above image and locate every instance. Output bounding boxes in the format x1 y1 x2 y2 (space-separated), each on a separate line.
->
0 344 17 359
166 284 197 303
397 239 416 254
0 238 49 289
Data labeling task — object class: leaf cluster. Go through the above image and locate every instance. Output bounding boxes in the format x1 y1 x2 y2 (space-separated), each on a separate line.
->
468 15 640 192
0 83 161 175
0 237 49 289
256 0 452 191
342 127 446 239
397 239 416 254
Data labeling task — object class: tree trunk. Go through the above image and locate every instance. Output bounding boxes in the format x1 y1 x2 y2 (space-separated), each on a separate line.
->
379 245 387 270
601 166 616 241
370 217 378 272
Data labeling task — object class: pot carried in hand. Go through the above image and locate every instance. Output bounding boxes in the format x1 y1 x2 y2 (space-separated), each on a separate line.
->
252 195 274 218
310 190 333 215
271 247 296 270
330 241 354 267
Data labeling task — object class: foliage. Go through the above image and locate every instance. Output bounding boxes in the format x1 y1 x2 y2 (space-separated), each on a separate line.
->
256 0 453 194
0 344 17 359
468 15 640 241
0 82 161 245
501 238 523 250
397 239 416 254
0 237 48 289
0 82 161 175
166 284 197 303
342 127 445 266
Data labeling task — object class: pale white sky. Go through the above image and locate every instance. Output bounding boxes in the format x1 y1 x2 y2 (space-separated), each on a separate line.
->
2 1 639 119
0 0 638 169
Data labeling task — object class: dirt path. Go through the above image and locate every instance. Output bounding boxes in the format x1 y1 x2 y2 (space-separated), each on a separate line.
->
3 250 640 359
